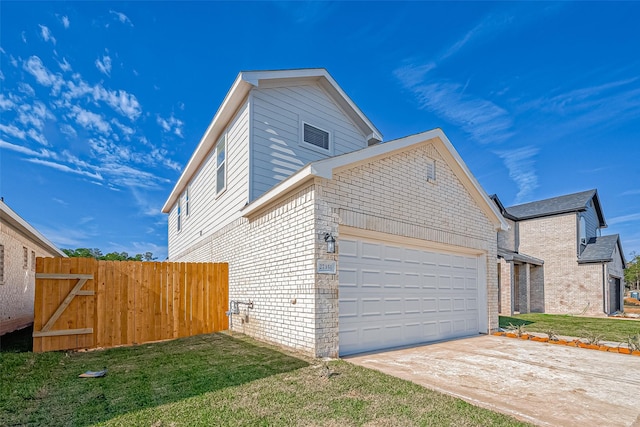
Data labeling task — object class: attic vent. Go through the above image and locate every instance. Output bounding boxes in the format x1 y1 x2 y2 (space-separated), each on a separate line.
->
426 158 436 182
303 123 329 150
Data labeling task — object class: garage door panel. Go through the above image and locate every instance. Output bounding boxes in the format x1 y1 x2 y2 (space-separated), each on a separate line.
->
439 298 452 312
339 298 359 317
423 273 438 289
339 235 481 356
423 298 438 312
362 298 382 316
340 239 358 257
362 242 382 260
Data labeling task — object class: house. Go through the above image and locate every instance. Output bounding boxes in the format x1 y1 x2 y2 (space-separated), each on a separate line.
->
162 69 508 357
0 199 66 335
494 189 625 316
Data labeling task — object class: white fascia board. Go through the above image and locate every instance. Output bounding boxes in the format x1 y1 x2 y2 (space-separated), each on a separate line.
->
241 164 316 217
0 201 67 257
162 74 253 213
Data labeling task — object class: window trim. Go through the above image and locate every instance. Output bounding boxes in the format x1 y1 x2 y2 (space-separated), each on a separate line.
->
299 121 333 155
426 158 436 183
215 134 227 197
177 199 182 233
23 246 28 269
31 250 36 272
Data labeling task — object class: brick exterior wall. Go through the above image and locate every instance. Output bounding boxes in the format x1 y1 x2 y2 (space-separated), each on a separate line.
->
171 141 500 357
0 224 60 335
518 213 606 315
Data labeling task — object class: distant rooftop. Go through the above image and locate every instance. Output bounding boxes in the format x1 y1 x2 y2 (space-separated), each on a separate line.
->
505 189 606 227
579 234 625 264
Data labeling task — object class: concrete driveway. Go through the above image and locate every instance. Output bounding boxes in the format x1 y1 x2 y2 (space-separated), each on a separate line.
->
346 335 640 426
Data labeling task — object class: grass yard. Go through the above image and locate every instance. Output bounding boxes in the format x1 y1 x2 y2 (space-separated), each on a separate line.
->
499 313 640 342
0 330 530 427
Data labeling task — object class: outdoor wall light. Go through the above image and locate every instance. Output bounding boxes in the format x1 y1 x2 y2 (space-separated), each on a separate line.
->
324 233 336 253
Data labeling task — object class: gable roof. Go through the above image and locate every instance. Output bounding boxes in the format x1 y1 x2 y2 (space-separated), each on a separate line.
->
0 200 66 257
578 234 625 264
242 128 509 232
162 68 383 213
505 189 606 227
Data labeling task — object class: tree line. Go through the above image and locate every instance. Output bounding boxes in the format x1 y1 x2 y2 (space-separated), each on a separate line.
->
626 252 640 290
62 248 156 262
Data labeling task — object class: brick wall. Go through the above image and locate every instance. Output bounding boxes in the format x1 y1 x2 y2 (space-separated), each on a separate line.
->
518 213 604 315
319 141 499 338
171 140 500 356
0 224 60 335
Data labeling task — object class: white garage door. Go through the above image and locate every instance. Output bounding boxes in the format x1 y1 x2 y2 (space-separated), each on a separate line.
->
339 235 483 356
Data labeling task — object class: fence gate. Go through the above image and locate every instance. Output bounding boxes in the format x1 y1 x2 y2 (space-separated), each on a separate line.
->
33 257 228 352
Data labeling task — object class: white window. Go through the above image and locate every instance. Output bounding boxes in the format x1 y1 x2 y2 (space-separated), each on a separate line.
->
301 122 331 153
216 135 226 195
185 186 190 217
23 246 28 269
31 251 36 271
177 200 182 232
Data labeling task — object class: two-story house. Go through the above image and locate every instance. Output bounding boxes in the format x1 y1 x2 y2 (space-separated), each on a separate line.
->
494 190 625 316
162 69 508 357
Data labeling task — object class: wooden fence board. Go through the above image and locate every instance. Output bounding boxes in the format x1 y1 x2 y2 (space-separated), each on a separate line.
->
33 260 228 352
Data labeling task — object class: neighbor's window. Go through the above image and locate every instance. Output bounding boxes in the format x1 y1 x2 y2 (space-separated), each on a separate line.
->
0 244 4 284
31 251 35 271
303 122 330 152
23 246 28 269
216 135 226 195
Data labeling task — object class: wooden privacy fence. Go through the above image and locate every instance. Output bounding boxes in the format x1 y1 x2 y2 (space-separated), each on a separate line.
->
33 257 228 353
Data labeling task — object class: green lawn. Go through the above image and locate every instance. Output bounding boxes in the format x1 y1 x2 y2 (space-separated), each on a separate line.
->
499 313 640 342
0 330 530 426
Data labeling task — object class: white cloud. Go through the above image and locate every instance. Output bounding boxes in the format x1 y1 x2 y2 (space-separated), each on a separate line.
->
61 16 70 29
0 139 40 156
21 31 27 43
95 54 112 76
39 25 56 45
608 213 640 226
23 56 64 94
156 113 184 137
0 94 15 110
58 57 72 72
495 146 539 203
27 129 48 145
18 82 36 96
59 123 78 138
109 10 133 26
395 70 514 144
68 106 112 134
0 124 26 140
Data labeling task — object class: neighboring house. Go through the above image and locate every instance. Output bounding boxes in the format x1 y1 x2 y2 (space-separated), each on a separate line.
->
163 68 508 357
0 199 66 335
494 190 625 316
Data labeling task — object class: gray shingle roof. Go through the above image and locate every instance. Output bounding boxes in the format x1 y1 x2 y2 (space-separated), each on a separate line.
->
578 234 622 263
505 189 605 226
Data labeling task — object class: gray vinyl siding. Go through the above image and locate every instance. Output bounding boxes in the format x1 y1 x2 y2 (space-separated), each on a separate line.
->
250 84 368 201
582 200 600 239
167 100 250 260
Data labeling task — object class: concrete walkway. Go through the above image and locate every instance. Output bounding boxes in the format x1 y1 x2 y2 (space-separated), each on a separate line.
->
346 335 640 426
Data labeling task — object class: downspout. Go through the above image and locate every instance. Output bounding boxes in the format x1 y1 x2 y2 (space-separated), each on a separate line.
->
602 264 607 315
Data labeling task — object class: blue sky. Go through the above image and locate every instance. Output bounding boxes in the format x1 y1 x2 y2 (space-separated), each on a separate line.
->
1 2 639 260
